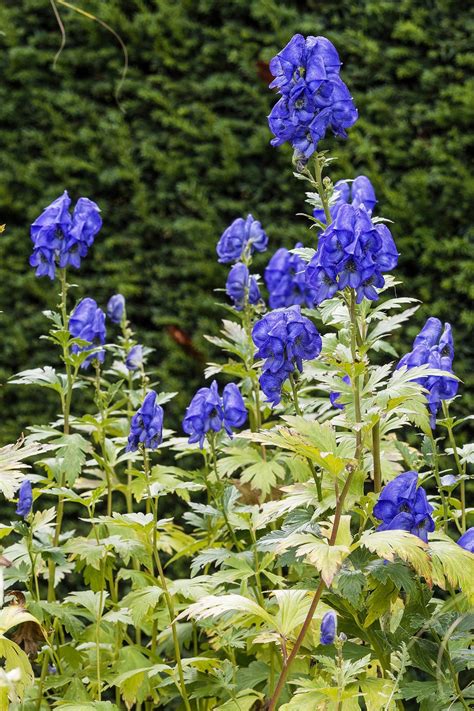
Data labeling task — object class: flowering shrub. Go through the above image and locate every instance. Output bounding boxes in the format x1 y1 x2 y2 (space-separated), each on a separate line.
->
0 31 472 711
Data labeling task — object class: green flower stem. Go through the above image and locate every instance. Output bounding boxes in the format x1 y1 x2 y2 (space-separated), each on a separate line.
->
142 448 192 711
428 431 449 533
48 269 75 603
209 434 242 550
94 362 113 517
249 525 265 607
25 523 40 601
314 153 331 225
289 373 323 501
125 371 135 513
95 560 105 700
372 419 382 494
442 401 466 532
349 290 362 461
267 464 357 710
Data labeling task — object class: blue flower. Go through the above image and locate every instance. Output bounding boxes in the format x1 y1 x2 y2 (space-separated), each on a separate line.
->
457 528 474 553
306 204 398 305
373 471 435 543
226 263 261 310
69 298 106 368
217 215 268 264
264 243 317 308
183 380 247 448
16 479 32 518
268 35 357 159
320 610 337 645
127 391 164 451
30 192 101 279
313 175 377 224
126 345 143 371
107 294 125 324
397 318 458 428
252 306 322 405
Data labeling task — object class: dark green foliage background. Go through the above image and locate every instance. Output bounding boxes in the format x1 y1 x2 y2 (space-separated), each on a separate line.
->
0 0 473 443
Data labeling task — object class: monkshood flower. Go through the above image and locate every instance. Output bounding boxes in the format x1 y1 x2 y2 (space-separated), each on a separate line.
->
320 610 337 645
226 263 261 310
264 243 317 308
306 203 398 305
373 471 435 543
330 374 350 409
396 317 458 428
69 298 106 368
30 191 102 279
313 175 377 224
252 305 322 405
126 344 143 371
217 215 268 263
107 294 125 324
127 391 164 451
16 479 32 518
183 380 247 448
457 528 474 553
268 34 358 159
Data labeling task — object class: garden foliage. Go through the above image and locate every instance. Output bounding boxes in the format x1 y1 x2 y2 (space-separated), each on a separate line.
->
0 0 473 443
0 23 472 711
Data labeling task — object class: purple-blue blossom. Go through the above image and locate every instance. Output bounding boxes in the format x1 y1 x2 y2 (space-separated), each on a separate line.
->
226 263 261 310
252 306 322 406
373 471 435 543
69 298 106 368
397 318 458 428
313 175 377 224
30 191 102 279
268 34 358 159
107 294 125 324
16 479 33 518
320 610 337 645
126 345 143 371
217 215 268 264
127 391 164 452
457 528 474 553
183 381 247 448
264 243 317 308
306 203 398 305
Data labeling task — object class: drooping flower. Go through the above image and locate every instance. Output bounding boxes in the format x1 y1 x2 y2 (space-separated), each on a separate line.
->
373 471 435 543
217 215 268 263
320 610 337 645
183 381 247 448
107 294 125 324
226 263 261 310
397 318 458 428
127 391 164 451
306 203 398 305
69 297 106 368
313 175 377 224
30 191 102 279
264 243 317 308
16 479 32 518
126 345 143 371
252 306 322 405
268 34 358 159
457 528 474 553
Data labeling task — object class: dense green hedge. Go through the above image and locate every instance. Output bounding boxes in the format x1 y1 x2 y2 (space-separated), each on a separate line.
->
0 0 472 443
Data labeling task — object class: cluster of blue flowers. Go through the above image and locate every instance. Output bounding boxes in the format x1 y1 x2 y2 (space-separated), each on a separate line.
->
127 391 164 452
30 191 102 280
313 175 377 225
217 214 268 264
268 34 358 159
183 380 247 448
69 298 107 368
264 243 317 309
373 471 435 543
397 317 458 428
252 305 322 405
226 263 261 310
306 204 398 305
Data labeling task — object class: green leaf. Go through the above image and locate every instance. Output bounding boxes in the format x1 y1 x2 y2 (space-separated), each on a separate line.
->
359 530 432 583
121 586 163 626
429 535 474 602
218 446 285 497
335 569 366 606
276 533 350 585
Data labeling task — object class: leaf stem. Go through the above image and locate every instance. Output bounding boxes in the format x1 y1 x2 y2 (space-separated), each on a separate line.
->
289 373 323 501
372 419 382 494
441 401 466 532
